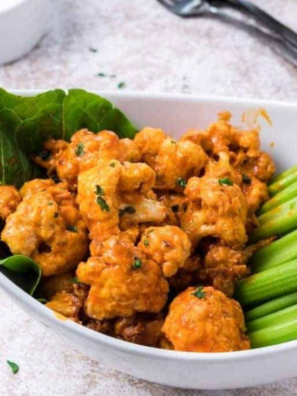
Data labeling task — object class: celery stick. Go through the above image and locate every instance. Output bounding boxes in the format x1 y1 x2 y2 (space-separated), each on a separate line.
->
245 292 297 321
249 318 297 348
270 164 297 185
269 172 297 196
235 259 297 306
249 229 297 273
259 181 297 215
250 199 297 243
247 304 297 332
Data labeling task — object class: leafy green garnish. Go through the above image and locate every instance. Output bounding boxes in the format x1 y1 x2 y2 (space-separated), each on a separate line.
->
96 196 110 212
38 298 48 304
75 142 84 156
177 178 187 188
143 239 149 246
67 225 78 233
118 82 126 89
132 258 142 270
119 206 136 216
98 73 106 77
192 286 205 299
0 255 41 295
72 277 81 284
95 185 104 196
218 178 233 186
242 174 252 185
7 361 19 375
89 47 98 53
0 88 138 187
110 162 116 167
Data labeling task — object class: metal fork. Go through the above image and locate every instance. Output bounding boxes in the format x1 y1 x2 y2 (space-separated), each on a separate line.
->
156 0 297 66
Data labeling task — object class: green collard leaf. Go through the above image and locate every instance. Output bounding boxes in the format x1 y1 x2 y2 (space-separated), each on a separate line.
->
0 255 41 295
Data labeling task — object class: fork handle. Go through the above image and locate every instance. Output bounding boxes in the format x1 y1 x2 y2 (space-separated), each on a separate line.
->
210 0 297 49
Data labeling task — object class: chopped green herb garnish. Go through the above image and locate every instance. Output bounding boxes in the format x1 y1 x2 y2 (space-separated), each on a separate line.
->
119 206 136 216
98 72 106 77
38 150 51 161
143 239 149 246
72 277 81 284
218 178 233 186
38 298 48 304
192 286 205 299
95 185 104 196
67 225 78 233
7 361 19 375
171 204 179 213
242 174 252 185
48 202 54 206
54 212 59 218
110 162 116 167
171 140 177 144
96 196 110 212
89 47 98 53
118 82 126 89
177 178 187 188
132 258 142 270
75 142 84 156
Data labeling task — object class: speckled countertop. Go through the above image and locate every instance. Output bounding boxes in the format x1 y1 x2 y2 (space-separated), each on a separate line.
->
1 0 297 395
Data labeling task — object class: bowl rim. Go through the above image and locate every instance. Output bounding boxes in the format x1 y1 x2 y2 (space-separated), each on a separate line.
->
2 90 297 362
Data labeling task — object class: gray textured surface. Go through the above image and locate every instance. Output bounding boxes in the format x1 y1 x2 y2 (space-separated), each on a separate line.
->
1 0 297 394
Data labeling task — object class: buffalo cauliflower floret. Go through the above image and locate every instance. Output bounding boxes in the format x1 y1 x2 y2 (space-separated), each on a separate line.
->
138 226 192 277
2 187 88 276
0 186 21 220
134 127 207 190
162 286 250 352
77 160 166 255
76 236 169 320
180 176 248 249
34 129 140 188
201 245 250 296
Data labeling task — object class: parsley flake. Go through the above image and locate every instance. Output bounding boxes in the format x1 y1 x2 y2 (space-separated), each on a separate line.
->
95 185 104 196
89 47 98 53
38 150 51 161
177 178 187 188
218 178 233 186
192 286 205 299
242 174 252 185
7 361 19 375
75 142 84 156
171 204 179 213
96 196 110 212
67 225 78 233
143 239 149 246
118 82 126 89
132 258 142 270
110 162 116 167
98 72 106 77
38 298 48 304
119 206 136 216
73 277 81 284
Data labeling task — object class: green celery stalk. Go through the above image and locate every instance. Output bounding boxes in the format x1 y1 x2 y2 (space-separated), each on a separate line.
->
245 292 297 321
247 304 297 332
269 172 297 196
235 259 297 306
249 229 297 273
259 181 297 215
249 318 297 348
250 198 297 243
270 164 297 185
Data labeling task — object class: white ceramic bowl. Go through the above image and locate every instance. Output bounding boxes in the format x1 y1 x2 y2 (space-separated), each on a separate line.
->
0 0 49 65
1 91 297 390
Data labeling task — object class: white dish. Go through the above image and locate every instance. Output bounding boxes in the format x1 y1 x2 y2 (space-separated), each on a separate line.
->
0 0 49 65
1 91 297 390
